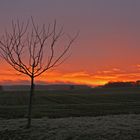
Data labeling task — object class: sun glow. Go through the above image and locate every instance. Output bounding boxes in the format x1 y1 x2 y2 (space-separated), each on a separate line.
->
1 64 140 86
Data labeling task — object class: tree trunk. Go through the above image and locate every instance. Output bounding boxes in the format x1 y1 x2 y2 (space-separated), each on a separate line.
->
26 76 34 128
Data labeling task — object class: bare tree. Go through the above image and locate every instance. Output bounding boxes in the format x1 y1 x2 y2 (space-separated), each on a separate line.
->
0 18 78 128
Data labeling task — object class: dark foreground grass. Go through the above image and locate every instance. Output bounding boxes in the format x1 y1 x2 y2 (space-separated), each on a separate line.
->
0 87 140 119
0 114 140 140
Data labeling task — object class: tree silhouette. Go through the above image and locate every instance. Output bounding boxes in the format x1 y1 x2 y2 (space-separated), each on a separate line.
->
0 18 78 128
0 85 2 91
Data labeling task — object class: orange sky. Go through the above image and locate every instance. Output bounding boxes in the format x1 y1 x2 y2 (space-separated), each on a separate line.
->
0 1 140 86
1 62 140 86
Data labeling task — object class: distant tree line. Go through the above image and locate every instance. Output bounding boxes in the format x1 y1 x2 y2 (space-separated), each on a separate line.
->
102 81 140 88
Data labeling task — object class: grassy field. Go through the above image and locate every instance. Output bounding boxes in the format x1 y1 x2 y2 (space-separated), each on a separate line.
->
1 114 140 140
0 87 140 119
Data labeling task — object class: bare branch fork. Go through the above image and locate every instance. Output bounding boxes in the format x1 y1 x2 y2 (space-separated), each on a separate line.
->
0 17 78 128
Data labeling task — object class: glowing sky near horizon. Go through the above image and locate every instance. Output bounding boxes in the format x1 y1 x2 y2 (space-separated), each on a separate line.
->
1 0 140 86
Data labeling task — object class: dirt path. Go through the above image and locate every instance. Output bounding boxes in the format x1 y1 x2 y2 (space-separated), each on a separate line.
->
0 114 140 140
